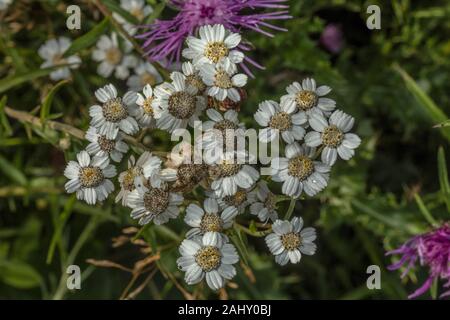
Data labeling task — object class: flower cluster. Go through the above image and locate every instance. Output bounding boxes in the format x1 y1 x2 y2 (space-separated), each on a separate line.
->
63 23 361 292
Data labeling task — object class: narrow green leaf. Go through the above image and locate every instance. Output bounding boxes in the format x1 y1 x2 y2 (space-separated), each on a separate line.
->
229 227 250 266
437 146 450 211
40 79 70 126
0 96 13 136
0 154 27 186
413 193 438 227
145 3 165 24
0 260 42 289
434 119 450 128
64 18 110 57
103 0 139 25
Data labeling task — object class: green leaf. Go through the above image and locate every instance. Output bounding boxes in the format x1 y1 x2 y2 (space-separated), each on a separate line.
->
145 2 165 24
434 119 450 128
0 154 27 186
103 0 139 25
229 227 250 266
413 193 438 227
0 96 12 136
437 146 450 211
0 260 42 289
40 79 70 126
64 17 110 57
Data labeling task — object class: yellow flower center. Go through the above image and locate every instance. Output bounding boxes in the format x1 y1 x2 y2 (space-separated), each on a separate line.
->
288 156 314 180
322 125 343 147
105 47 122 65
143 187 170 215
102 98 128 122
281 232 301 251
195 246 221 271
214 70 233 89
200 213 222 233
79 166 104 188
269 112 292 131
204 42 229 63
168 91 197 119
295 90 318 111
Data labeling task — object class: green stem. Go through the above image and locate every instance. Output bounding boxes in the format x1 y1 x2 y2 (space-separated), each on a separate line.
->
234 223 271 238
284 198 297 220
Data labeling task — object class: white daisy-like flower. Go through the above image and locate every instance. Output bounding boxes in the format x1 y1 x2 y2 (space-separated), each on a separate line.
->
177 231 239 290
183 24 244 67
271 142 330 197
254 100 307 144
85 126 129 162
209 151 260 198
182 62 206 94
152 72 206 133
265 217 317 265
200 59 247 102
209 187 255 215
89 84 139 139
128 183 183 225
113 0 153 35
127 61 162 92
184 198 238 239
64 150 116 205
92 33 137 79
305 110 361 166
0 0 12 10
249 181 279 223
130 84 155 128
281 78 336 117
38 37 81 81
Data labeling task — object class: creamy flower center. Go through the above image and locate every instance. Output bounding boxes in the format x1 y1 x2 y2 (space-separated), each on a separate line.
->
223 189 247 207
173 164 208 192
131 8 144 21
142 97 154 116
195 246 221 271
295 90 318 111
214 70 233 89
51 53 67 66
213 119 238 131
97 135 115 152
200 213 222 233
121 167 142 191
269 112 292 131
168 91 197 119
186 74 206 92
281 232 301 251
103 98 128 122
143 187 170 215
288 156 314 180
140 72 157 86
264 193 277 211
79 166 104 188
105 47 122 65
204 42 229 63
218 161 242 177
322 125 343 147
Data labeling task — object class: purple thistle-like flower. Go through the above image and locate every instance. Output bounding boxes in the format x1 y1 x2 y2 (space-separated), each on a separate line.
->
386 223 450 299
136 0 291 74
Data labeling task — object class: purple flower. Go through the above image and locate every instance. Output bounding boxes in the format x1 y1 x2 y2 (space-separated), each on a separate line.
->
386 223 450 299
136 0 291 74
319 23 343 54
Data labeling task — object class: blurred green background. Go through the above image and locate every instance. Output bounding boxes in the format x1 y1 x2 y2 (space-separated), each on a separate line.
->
0 0 449 299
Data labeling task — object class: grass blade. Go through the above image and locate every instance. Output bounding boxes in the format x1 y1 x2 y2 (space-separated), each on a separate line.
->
64 17 110 57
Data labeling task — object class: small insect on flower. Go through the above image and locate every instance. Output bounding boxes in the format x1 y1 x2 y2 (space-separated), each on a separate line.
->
38 37 81 81
200 59 248 102
64 150 116 205
92 33 138 80
305 110 361 166
152 72 206 133
265 217 317 265
281 78 336 118
184 198 238 239
249 180 279 223
130 84 156 128
89 84 139 139
271 142 330 197
177 231 239 290
255 100 307 144
127 61 162 92
113 0 153 35
85 126 129 163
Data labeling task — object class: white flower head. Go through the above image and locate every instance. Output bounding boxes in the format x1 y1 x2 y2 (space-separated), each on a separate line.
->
177 231 239 290
182 62 207 94
265 217 317 265
130 84 156 128
255 100 307 144
85 126 129 162
305 110 361 166
113 0 153 35
209 187 256 215
128 183 183 225
152 72 206 133
89 84 139 139
183 24 244 67
184 198 238 239
127 61 162 92
200 59 247 102
249 181 279 223
64 150 116 205
281 78 336 117
38 37 81 81
92 33 138 79
271 142 330 197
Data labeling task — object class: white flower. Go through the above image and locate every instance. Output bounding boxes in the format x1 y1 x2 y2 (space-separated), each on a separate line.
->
92 33 137 79
249 181 279 223
130 84 156 128
305 110 361 166
182 62 206 93
64 150 116 205
200 59 247 102
127 61 162 92
210 151 260 198
184 198 238 239
0 0 12 10
210 187 255 215
271 142 330 197
128 183 183 225
38 37 81 81
281 78 336 117
177 232 239 290
255 100 307 144
153 72 206 133
183 24 244 67
113 0 153 35
89 84 139 139
85 126 129 162
265 217 317 265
